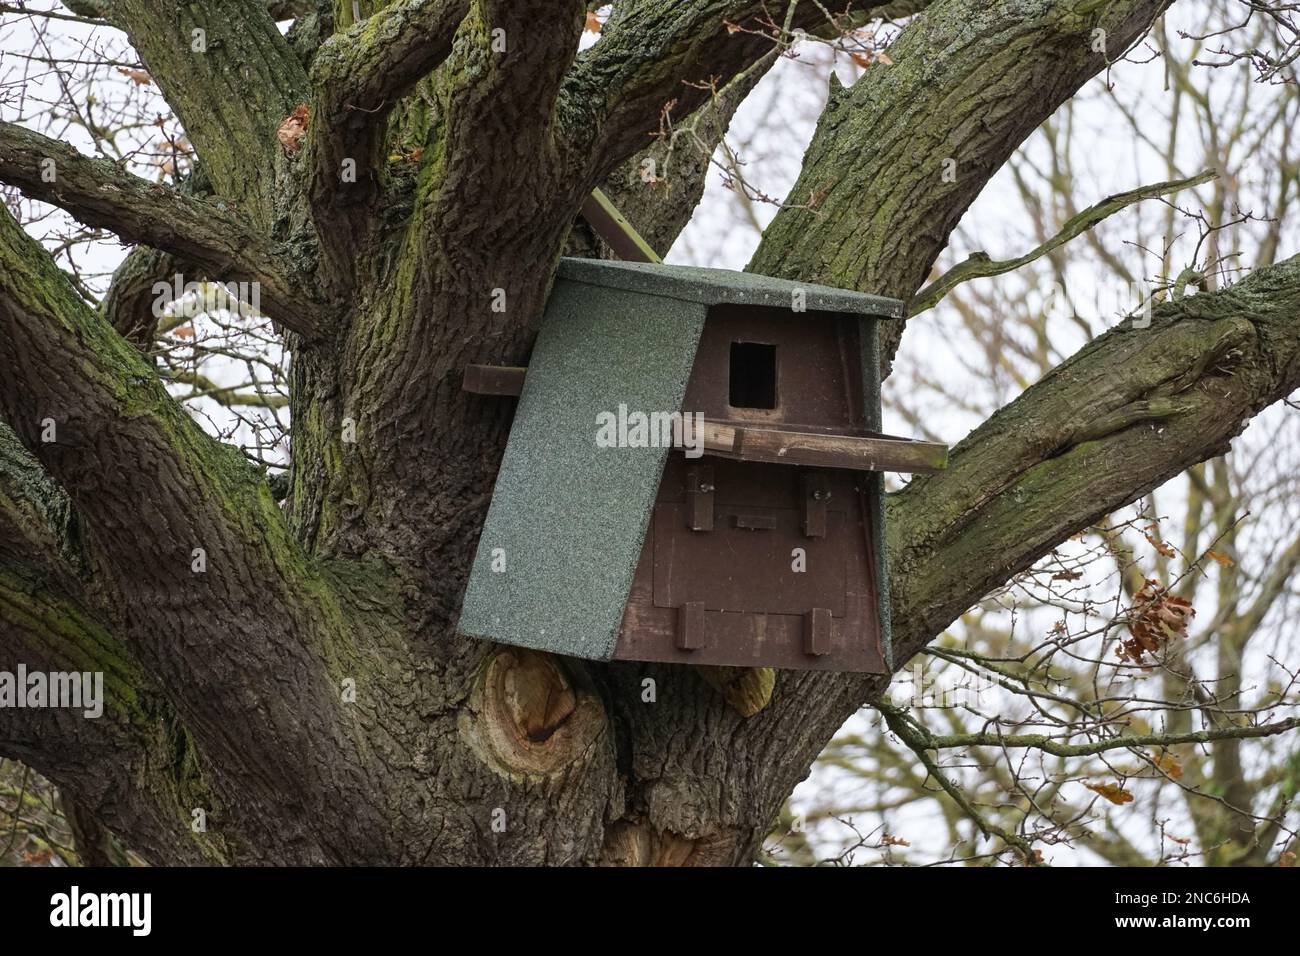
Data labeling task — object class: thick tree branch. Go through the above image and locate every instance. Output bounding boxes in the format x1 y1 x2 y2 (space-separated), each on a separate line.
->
0 426 217 863
888 254 1300 658
0 201 302 646
108 0 309 227
0 204 387 861
0 568 219 865
422 0 588 256
306 0 468 274
561 0 934 179
750 0 1174 364
0 122 327 337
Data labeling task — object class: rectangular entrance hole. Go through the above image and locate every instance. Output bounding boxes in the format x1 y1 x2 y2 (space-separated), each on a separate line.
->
728 342 777 410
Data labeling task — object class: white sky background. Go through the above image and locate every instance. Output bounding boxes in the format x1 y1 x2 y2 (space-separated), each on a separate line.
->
3 1 1299 865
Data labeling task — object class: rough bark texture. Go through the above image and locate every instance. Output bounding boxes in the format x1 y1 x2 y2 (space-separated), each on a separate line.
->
2 0 1297 866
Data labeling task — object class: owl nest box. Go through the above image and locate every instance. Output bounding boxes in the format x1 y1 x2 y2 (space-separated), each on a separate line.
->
457 258 947 673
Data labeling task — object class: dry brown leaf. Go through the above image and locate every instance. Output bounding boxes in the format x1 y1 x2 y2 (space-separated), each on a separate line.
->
1117 579 1195 665
849 49 893 68
882 833 910 847
1153 752 1184 779
1205 549 1234 567
1280 851 1296 867
1143 525 1177 558
1085 781 1135 805
277 103 310 155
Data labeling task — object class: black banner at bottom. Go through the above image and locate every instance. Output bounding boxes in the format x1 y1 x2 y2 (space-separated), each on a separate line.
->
0 864 1286 941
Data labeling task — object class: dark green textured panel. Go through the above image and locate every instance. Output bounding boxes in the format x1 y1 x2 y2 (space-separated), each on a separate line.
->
457 279 707 661
559 258 905 319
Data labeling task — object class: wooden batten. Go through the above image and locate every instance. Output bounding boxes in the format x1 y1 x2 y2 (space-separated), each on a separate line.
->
463 364 526 396
701 421 947 474
801 472 829 538
804 608 833 656
685 464 714 531
677 601 707 651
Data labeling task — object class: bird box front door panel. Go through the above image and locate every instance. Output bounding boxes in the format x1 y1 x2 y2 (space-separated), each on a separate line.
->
614 455 887 672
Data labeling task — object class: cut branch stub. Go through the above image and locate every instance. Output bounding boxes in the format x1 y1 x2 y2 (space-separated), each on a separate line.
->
461 648 608 778
599 821 741 866
697 666 776 718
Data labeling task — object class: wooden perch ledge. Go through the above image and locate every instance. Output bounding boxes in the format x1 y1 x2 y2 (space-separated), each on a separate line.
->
701 422 947 474
463 364 947 473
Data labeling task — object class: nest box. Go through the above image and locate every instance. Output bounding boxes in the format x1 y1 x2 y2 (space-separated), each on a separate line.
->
457 258 947 673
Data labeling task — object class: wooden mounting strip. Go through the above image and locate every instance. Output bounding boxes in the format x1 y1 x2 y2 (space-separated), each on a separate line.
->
580 188 662 264
804 608 833 656
463 365 526 397
701 422 947 473
685 465 714 531
677 602 707 651
801 472 829 538
732 513 776 531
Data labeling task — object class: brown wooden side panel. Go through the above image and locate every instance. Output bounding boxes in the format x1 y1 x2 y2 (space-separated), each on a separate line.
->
613 456 886 673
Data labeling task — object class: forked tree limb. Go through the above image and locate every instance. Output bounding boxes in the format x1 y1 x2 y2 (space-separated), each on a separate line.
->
750 0 1176 365
0 204 389 862
562 0 936 178
105 0 309 227
0 122 327 336
306 0 469 278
